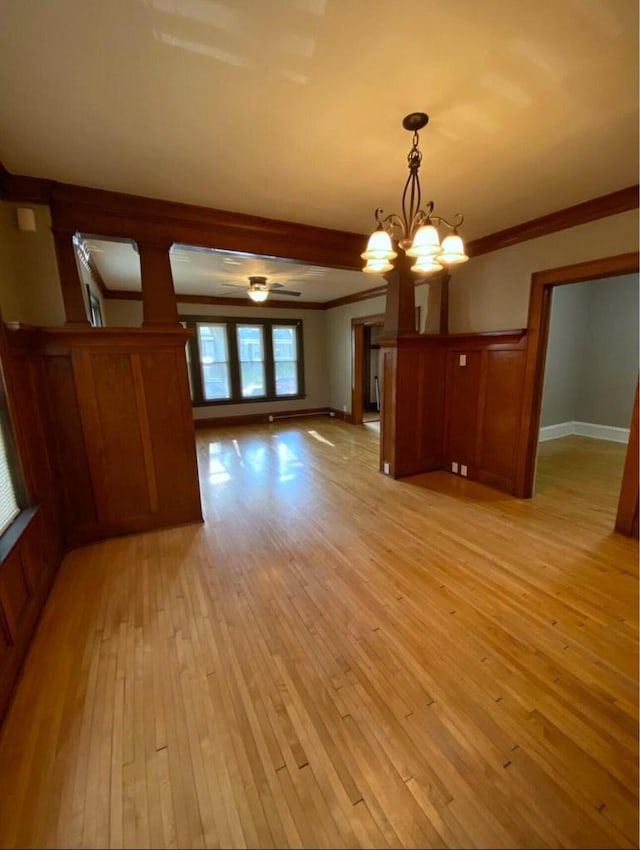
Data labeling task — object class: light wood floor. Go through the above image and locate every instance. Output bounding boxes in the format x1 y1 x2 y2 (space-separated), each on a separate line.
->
0 424 637 849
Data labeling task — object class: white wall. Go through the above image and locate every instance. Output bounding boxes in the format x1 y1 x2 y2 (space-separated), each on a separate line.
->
325 295 386 413
449 209 639 332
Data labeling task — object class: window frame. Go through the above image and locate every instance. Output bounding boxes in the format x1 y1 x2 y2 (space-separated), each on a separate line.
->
0 360 28 555
182 315 305 406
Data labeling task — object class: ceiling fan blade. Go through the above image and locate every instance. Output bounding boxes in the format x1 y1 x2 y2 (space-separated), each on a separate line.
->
269 282 285 289
270 288 301 297
221 282 246 289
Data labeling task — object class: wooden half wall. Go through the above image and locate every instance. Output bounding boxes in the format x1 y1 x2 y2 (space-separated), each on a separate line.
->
31 326 203 546
0 323 64 721
380 331 527 494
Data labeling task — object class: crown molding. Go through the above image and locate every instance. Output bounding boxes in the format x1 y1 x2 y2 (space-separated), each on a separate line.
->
1 166 637 304
467 185 639 258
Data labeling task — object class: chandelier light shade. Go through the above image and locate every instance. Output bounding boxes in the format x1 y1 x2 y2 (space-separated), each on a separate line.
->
362 112 468 274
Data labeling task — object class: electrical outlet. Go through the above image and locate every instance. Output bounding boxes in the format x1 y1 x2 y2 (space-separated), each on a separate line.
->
383 462 390 474
329 411 335 417
461 464 468 477
451 461 459 474
268 415 274 422
459 354 467 366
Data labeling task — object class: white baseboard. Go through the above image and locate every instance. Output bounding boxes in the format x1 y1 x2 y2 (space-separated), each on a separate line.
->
572 421 630 443
539 420 630 444
539 422 574 442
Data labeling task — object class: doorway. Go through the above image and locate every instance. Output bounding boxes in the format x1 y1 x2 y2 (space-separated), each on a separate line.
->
517 251 639 535
351 314 384 426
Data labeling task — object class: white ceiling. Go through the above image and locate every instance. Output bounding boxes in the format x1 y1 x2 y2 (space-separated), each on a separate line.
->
85 238 374 302
0 0 638 245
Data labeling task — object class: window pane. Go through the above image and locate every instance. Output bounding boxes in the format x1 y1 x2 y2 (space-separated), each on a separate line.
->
273 326 296 361
275 361 298 396
237 325 265 397
197 324 231 400
273 325 298 396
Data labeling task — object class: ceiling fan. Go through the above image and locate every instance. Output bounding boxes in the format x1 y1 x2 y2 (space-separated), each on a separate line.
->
222 275 302 303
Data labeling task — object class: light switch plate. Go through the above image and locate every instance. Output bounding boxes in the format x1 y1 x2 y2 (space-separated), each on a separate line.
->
452 462 459 473
461 464 468 477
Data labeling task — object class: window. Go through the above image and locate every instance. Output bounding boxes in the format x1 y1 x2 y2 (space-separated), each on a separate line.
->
183 316 304 405
273 325 298 396
237 325 266 398
0 376 21 536
198 323 231 400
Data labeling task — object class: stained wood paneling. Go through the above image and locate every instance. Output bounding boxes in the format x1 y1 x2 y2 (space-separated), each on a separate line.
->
40 327 203 545
0 324 66 722
380 338 445 478
84 350 152 523
43 355 99 539
140 349 202 518
616 380 639 537
476 345 527 492
0 549 29 641
444 350 481 468
381 332 526 492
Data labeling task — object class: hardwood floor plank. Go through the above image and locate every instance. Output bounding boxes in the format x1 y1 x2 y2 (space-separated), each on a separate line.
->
0 424 636 848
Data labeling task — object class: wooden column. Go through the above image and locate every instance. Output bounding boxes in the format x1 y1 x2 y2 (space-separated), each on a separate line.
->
439 273 450 334
382 250 418 339
379 248 435 478
137 238 179 326
52 230 90 326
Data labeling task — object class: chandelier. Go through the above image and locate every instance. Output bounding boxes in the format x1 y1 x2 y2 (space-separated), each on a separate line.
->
362 112 468 275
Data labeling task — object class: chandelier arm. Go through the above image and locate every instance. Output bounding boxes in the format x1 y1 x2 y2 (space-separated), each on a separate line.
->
375 209 407 240
429 212 465 231
409 201 435 235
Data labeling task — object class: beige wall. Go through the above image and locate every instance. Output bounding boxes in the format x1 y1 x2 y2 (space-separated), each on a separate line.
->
324 282 441 413
0 201 65 325
325 295 385 414
449 208 640 332
104 298 329 419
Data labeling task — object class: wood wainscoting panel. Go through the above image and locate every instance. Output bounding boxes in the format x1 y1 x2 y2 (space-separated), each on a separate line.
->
139 349 203 521
475 342 528 493
40 328 203 545
444 350 481 470
0 509 60 722
43 354 99 542
0 547 30 642
380 337 446 478
78 349 152 524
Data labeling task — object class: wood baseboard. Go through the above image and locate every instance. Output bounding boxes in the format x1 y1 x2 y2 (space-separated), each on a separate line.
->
194 407 332 429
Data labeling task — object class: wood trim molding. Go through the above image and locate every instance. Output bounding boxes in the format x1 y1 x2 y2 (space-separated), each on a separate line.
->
194 407 330 428
514 251 640 500
324 285 388 309
0 166 636 266
467 185 639 257
177 293 326 310
615 380 639 537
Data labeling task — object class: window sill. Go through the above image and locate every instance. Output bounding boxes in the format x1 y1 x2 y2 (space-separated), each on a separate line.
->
0 506 38 566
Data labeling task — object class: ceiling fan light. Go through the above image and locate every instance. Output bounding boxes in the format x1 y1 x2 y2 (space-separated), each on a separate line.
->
248 288 269 302
363 258 393 274
438 233 469 264
411 256 443 275
405 224 440 258
361 228 397 262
